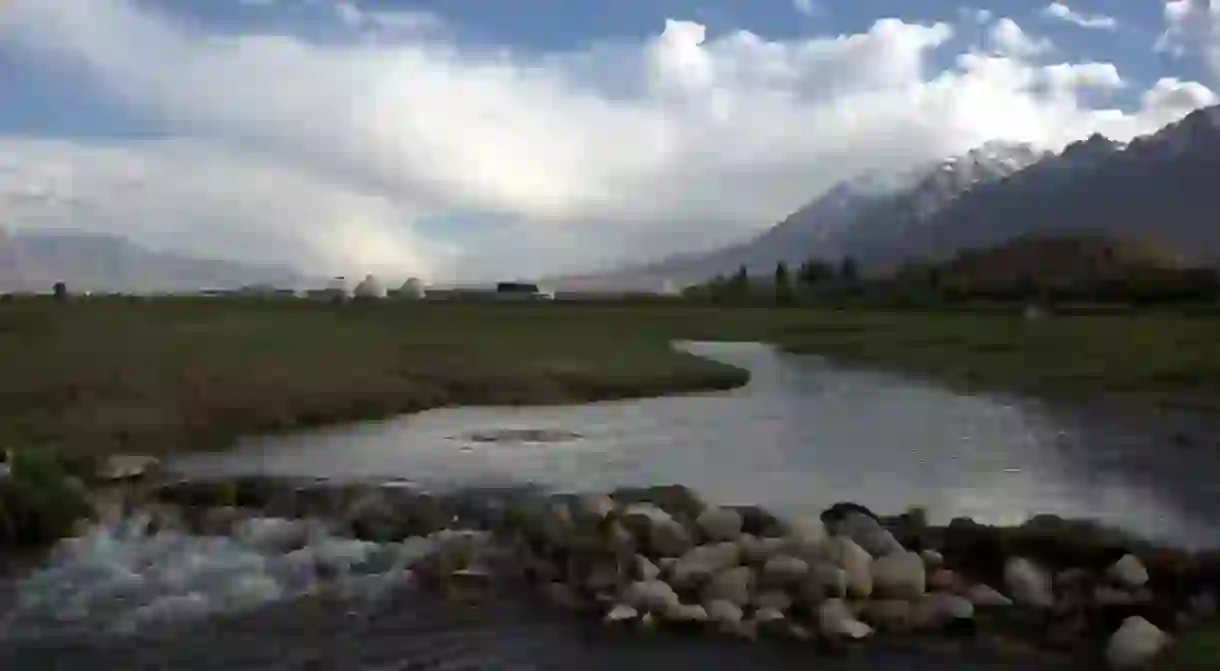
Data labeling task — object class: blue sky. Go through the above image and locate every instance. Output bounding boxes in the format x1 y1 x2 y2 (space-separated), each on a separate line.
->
1 0 1217 282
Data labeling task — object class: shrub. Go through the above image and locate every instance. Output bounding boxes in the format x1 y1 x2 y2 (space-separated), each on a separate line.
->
0 447 92 548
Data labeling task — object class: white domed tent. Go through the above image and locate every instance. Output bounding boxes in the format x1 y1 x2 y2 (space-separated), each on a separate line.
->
399 277 426 300
353 274 386 299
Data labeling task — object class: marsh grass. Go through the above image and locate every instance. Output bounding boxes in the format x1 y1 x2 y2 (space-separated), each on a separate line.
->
2 297 1219 457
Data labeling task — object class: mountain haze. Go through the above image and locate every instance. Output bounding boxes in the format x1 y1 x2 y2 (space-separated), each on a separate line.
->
0 229 306 293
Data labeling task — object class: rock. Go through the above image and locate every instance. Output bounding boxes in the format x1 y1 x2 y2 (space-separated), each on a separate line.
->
912 593 975 631
738 534 786 565
728 506 788 537
823 536 874 599
633 555 661 582
818 598 874 640
864 599 915 633
610 485 706 522
836 512 904 558
198 506 246 536
753 606 786 624
871 550 926 600
650 518 695 558
761 555 809 587
928 569 965 593
799 564 848 603
966 583 1013 607
637 612 658 632
753 589 794 612
582 560 623 593
662 601 708 623
820 502 879 527
622 580 680 612
1004 557 1054 609
1105 616 1169 668
1108 554 1149 589
604 603 639 623
696 507 744 542
702 566 755 607
97 455 161 482
542 582 586 611
706 599 744 628
920 549 944 569
782 518 828 560
670 542 741 589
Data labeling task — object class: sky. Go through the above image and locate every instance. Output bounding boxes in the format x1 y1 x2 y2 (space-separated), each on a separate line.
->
1 1 1218 283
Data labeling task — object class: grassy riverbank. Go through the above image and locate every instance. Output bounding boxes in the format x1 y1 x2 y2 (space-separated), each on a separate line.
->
2 297 1220 456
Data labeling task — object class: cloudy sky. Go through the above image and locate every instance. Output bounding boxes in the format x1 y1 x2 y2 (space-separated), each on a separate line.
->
1 1 1218 283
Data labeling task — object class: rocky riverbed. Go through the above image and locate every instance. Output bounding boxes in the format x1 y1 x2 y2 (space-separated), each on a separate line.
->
3 456 1218 669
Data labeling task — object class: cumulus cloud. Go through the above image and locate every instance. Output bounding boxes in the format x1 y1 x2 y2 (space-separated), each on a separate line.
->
1 1 1216 282
986 18 1055 58
1040 3 1117 31
1157 0 1220 78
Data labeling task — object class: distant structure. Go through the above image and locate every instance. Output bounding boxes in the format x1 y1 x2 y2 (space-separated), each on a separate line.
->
398 277 426 300
353 274 386 299
495 281 554 301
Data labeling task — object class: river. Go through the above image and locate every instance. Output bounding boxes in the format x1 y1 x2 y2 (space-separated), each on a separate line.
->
4 341 1219 669
172 341 1220 548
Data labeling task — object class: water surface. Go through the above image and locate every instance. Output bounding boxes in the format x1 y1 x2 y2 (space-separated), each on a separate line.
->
171 341 1220 548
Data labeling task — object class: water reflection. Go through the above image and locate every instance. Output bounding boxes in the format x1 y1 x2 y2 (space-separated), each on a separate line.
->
171 342 1220 548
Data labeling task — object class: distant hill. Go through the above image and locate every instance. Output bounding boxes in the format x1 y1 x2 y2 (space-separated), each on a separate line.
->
553 103 1220 289
0 229 306 293
940 233 1189 286
549 141 1048 289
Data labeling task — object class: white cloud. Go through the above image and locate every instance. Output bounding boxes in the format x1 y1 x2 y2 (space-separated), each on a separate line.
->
1 1 1216 281
793 0 819 18
986 18 1055 58
1157 0 1220 78
1040 3 1117 31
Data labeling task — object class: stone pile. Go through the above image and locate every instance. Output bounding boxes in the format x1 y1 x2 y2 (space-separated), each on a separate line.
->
76 470 1220 669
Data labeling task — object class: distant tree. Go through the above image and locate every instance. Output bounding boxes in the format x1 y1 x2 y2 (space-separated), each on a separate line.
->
774 262 793 305
839 256 859 283
52 281 68 302
797 258 835 286
730 265 750 297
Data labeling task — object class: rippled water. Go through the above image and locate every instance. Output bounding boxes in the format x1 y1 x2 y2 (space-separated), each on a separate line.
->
171 341 1220 549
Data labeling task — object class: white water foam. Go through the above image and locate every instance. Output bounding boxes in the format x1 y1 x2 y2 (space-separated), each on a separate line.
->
1 511 483 639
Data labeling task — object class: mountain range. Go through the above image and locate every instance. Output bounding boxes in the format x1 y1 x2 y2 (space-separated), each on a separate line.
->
0 229 305 294
554 103 1220 290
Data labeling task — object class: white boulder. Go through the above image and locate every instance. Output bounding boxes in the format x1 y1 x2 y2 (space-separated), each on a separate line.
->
753 589 794 612
761 555 810 586
1105 616 1169 668
738 534 786 565
1004 557 1055 609
871 551 926 599
920 549 944 568
912 593 974 630
799 564 848 603
818 598 874 640
837 513 904 557
604 603 638 623
697 507 744 542
702 566 755 607
670 542 741 589
650 518 694 557
823 536 874 599
662 601 708 623
634 555 661 582
621 580 680 612
705 599 744 628
782 518 828 559
1108 554 1149 589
